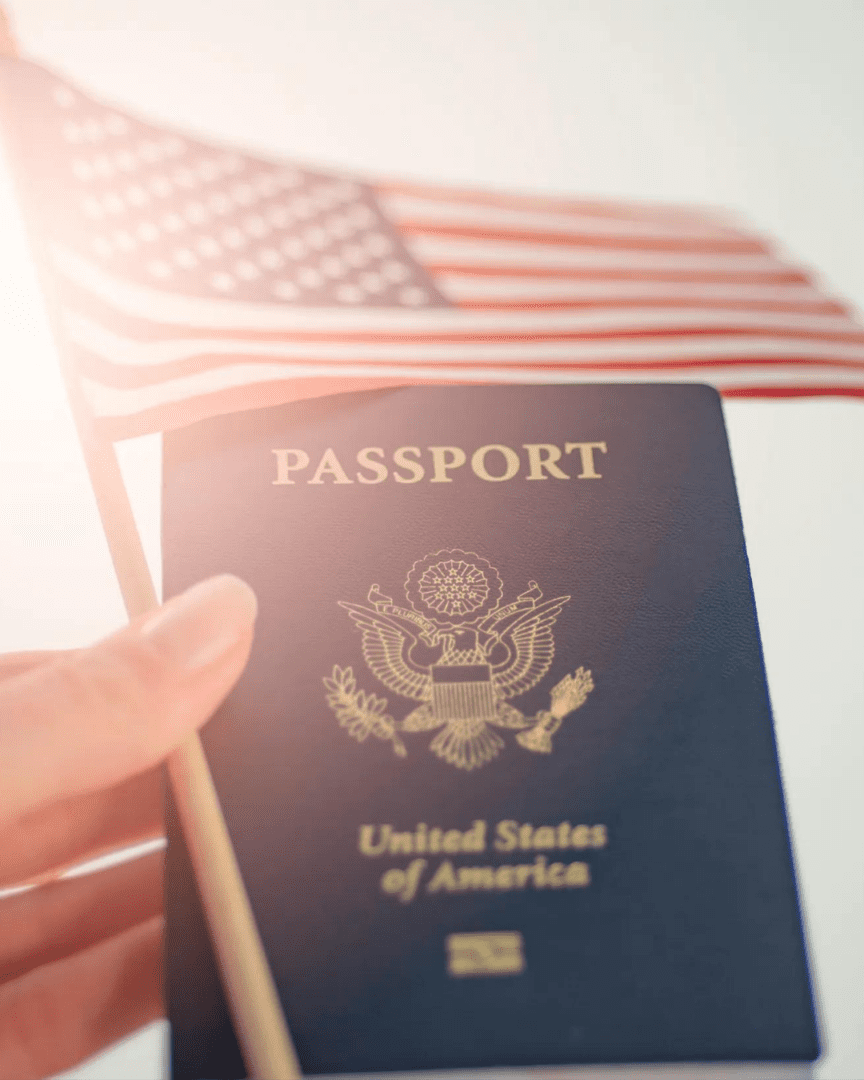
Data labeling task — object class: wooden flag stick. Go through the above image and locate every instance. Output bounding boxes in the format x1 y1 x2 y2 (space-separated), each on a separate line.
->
0 15 301 1080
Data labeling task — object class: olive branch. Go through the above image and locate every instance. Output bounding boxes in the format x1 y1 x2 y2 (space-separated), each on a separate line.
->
323 666 407 757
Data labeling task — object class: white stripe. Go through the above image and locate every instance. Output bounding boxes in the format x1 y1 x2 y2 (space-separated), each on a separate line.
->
62 300 864 354
69 316 864 369
54 248 853 337
439 275 832 306
81 361 864 418
405 236 800 275
379 193 751 242
376 183 742 230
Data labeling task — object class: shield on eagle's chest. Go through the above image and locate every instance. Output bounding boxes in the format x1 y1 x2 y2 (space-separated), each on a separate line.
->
430 663 497 724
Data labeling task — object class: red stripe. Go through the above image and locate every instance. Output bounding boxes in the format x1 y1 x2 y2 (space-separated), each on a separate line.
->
399 220 768 255
456 297 849 316
75 345 864 390
78 323 864 347
426 263 811 286
722 384 864 399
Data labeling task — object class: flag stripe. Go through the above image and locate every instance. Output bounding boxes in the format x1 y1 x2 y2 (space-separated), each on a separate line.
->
373 178 741 229
80 359 864 424
88 377 864 442
403 235 798 276
54 244 812 333
394 220 768 256
377 192 755 242
73 348 864 396
424 262 810 285
65 316 864 376
56 264 845 341
89 375 430 441
723 385 864 399
458 296 847 315
437 274 841 308
54 248 857 341
62 299 864 348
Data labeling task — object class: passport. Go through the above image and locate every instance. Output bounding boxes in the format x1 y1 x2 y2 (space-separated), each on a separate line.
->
162 383 819 1079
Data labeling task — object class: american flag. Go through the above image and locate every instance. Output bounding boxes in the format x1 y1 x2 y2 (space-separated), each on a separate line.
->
2 56 862 442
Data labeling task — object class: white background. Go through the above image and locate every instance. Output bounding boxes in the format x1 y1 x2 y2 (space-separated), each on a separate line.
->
0 2 861 1078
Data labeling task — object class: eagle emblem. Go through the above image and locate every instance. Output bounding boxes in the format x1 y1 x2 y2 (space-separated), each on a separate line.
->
324 550 594 770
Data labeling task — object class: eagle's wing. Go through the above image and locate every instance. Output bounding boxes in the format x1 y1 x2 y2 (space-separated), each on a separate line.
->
491 596 570 700
339 603 432 702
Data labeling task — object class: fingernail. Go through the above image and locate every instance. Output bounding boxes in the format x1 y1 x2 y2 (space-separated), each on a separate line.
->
140 575 258 670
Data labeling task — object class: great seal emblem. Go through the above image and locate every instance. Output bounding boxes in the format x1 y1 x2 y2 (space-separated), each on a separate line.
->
324 550 594 770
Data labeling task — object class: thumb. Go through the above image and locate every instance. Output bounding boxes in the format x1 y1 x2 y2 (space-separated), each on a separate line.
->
0 575 257 824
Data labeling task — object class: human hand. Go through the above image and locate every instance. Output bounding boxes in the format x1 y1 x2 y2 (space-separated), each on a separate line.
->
0 575 258 1080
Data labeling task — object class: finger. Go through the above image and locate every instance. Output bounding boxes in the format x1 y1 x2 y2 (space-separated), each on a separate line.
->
0 768 162 888
0 574 257 823
0 652 67 681
0 915 162 1080
0 849 162 980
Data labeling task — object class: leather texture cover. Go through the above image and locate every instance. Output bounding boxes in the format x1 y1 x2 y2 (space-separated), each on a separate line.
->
163 383 818 1078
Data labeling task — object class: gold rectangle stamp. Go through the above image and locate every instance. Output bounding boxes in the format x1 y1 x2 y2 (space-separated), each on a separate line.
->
445 931 525 977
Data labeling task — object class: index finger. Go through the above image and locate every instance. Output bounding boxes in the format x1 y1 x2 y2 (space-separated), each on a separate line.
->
0 575 257 824
0 652 68 682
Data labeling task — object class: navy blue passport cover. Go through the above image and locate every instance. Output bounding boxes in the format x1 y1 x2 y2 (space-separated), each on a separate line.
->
163 383 818 1077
